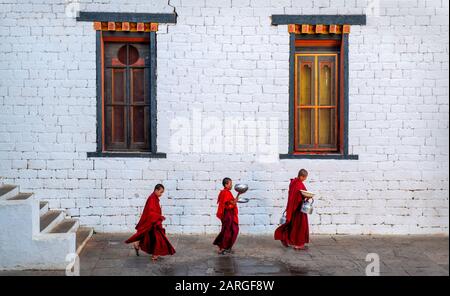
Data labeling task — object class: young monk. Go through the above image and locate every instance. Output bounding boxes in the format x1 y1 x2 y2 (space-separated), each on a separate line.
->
125 184 175 261
213 177 241 255
275 169 312 250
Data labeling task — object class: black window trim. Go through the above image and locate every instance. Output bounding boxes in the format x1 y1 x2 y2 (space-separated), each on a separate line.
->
86 31 164 159
271 14 367 26
76 12 177 24
77 12 175 158
273 15 365 160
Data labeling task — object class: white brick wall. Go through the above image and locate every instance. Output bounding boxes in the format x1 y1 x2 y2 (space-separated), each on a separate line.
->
0 0 448 235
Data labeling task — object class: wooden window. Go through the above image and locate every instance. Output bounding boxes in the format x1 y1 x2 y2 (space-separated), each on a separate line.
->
95 32 158 155
104 40 150 151
295 53 338 152
77 14 176 158
271 16 364 160
292 38 344 155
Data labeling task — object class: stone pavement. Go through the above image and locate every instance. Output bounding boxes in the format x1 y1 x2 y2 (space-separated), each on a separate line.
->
0 234 448 276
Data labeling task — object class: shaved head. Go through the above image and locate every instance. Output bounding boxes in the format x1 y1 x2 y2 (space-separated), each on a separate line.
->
222 177 232 187
298 169 308 178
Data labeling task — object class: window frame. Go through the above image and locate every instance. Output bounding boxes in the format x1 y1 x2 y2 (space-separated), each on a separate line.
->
281 33 358 160
87 30 165 158
294 51 339 152
102 33 151 152
77 12 176 159
272 15 364 160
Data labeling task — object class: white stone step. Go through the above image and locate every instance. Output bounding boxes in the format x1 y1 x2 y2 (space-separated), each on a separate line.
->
39 201 49 216
40 210 65 233
49 219 79 234
76 227 94 255
7 193 33 201
0 185 19 200
0 183 95 270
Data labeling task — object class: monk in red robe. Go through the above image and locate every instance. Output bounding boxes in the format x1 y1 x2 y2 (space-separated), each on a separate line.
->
125 184 175 261
213 177 240 255
275 169 312 250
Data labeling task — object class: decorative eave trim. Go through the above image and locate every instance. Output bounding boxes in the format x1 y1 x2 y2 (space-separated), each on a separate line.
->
93 21 159 32
288 24 351 34
271 14 366 26
76 12 177 24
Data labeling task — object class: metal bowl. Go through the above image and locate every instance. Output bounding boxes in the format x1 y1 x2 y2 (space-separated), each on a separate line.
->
237 198 250 204
300 190 315 198
234 184 249 194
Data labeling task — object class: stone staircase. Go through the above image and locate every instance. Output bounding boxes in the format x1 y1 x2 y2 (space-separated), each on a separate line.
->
0 184 93 270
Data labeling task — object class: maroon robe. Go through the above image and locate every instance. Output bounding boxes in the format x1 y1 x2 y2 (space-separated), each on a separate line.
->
213 188 239 250
274 178 309 247
125 193 175 256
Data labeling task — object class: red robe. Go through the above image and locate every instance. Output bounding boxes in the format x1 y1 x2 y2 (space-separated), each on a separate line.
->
125 193 175 256
213 188 239 250
274 178 309 247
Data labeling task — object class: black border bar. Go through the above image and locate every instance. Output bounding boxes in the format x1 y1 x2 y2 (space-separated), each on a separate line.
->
87 152 167 158
271 15 367 25
76 12 177 23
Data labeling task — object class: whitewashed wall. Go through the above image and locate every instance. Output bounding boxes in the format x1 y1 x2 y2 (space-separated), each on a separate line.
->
0 0 448 234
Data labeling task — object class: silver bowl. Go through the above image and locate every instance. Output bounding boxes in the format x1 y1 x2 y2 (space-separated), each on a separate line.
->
300 190 315 198
237 198 250 204
234 184 248 194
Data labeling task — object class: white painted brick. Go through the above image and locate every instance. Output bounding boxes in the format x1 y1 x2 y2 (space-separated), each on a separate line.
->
0 0 447 235
180 215 210 226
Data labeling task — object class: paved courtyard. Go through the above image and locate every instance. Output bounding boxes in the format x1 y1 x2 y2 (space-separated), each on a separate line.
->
1 234 448 276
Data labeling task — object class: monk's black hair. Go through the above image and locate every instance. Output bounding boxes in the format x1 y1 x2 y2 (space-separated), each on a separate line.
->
298 169 308 177
222 177 232 187
154 184 165 191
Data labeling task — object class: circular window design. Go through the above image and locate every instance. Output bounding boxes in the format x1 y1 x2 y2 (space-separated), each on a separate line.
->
117 45 139 65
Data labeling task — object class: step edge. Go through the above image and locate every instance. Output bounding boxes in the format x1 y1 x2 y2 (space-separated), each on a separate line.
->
7 192 33 201
0 186 19 200
49 219 80 234
40 211 65 233
76 228 94 255
39 201 49 215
